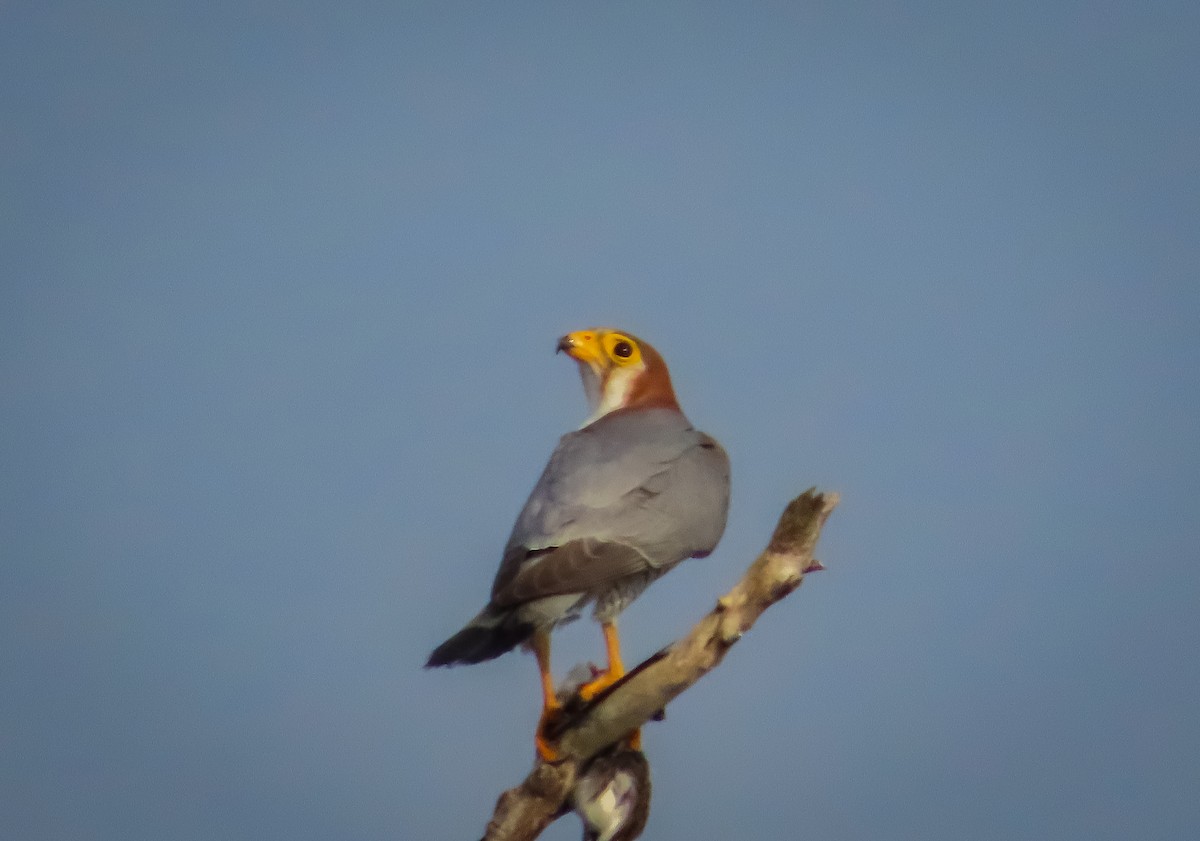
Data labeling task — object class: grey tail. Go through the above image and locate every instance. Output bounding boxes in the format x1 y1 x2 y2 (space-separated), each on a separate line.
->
425 606 535 667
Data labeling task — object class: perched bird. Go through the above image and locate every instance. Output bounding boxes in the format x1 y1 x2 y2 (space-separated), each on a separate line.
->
426 328 730 758
570 744 651 841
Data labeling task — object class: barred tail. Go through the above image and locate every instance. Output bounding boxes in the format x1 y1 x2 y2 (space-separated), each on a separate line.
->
425 606 535 667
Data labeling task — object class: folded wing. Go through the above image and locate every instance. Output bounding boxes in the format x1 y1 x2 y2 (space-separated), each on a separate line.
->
490 407 730 607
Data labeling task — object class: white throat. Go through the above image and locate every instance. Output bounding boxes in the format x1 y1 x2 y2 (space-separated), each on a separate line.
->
578 365 639 427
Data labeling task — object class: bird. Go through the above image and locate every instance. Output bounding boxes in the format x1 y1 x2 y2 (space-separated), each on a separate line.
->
426 328 731 759
570 743 651 841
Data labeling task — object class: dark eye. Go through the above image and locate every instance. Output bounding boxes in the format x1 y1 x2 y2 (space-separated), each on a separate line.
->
613 340 634 358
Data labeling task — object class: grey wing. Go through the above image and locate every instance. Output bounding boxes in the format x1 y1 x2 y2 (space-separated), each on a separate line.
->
490 538 652 607
490 417 731 607
636 431 730 561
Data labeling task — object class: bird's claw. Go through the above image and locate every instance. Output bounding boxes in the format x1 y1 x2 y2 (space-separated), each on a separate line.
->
535 731 561 762
535 705 563 762
577 670 620 702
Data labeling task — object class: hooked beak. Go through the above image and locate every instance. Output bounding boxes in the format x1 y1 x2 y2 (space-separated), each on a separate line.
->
556 331 605 367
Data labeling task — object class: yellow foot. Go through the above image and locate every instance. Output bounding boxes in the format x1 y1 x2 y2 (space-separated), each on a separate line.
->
535 705 562 762
577 669 621 702
535 732 560 762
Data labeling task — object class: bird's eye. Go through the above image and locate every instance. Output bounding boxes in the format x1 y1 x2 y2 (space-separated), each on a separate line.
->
612 340 634 359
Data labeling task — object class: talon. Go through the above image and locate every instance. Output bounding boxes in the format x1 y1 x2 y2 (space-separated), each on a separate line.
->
577 670 620 701
536 737 559 762
535 708 562 761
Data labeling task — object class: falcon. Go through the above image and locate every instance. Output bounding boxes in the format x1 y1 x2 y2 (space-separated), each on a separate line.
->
426 328 731 759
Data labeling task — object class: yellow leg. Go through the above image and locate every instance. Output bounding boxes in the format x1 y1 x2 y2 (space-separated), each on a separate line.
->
532 630 561 761
578 621 625 701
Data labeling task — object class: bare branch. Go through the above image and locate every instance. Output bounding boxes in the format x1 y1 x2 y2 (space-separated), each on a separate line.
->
481 489 839 841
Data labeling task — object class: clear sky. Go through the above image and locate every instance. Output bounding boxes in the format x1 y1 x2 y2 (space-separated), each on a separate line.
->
3 2 1198 839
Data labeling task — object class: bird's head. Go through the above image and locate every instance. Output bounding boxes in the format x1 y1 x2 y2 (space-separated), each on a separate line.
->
556 328 680 424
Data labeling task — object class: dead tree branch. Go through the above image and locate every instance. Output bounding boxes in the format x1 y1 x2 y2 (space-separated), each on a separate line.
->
480 488 839 841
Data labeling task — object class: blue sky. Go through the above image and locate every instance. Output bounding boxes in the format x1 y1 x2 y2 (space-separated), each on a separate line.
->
3 2 1198 839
